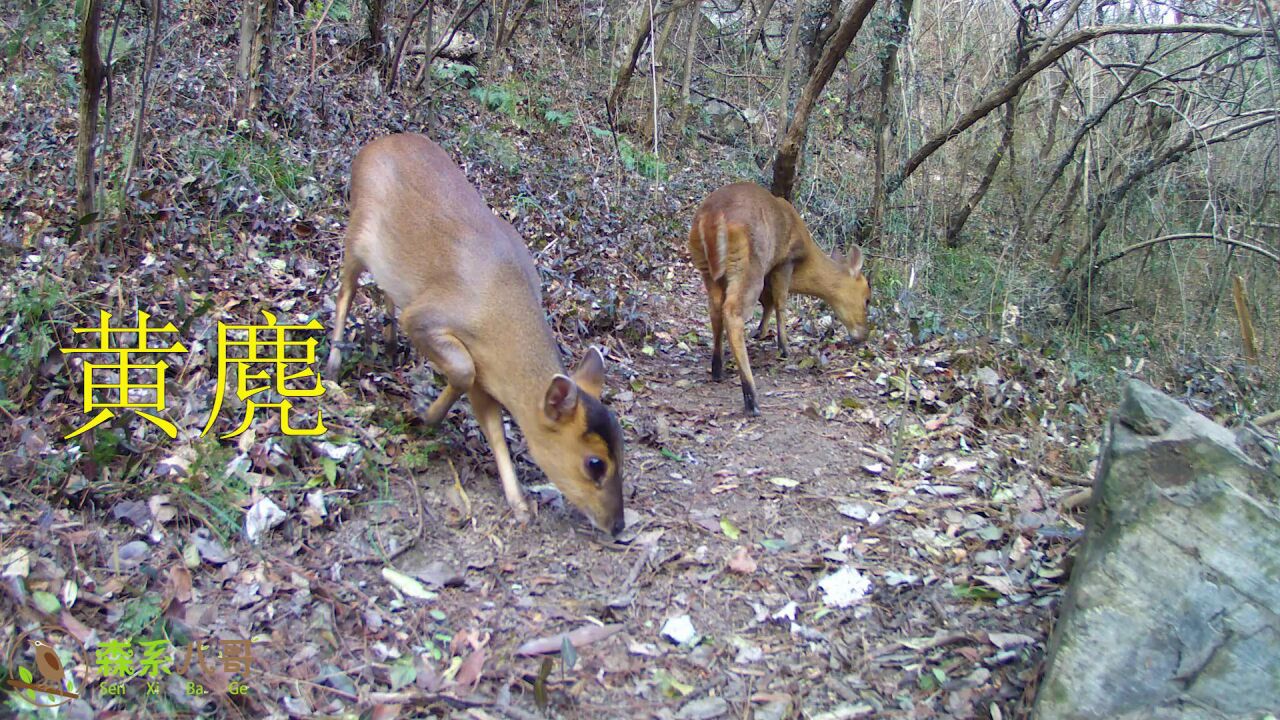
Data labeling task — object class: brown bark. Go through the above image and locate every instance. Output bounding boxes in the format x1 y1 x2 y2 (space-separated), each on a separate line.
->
495 0 537 50
885 22 1265 196
76 0 106 227
770 0 807 149
236 0 277 118
641 5 684 143
1233 275 1258 362
121 0 162 204
944 97 1018 247
386 0 433 92
672 0 702 138
607 0 655 123
366 0 386 57
868 0 913 246
770 0 880 200
742 0 778 56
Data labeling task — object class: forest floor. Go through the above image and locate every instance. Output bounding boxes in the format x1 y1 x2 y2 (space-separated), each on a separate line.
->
4 246 1100 719
0 6 1122 717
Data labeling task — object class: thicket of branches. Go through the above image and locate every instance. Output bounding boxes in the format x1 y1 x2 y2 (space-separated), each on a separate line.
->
22 0 1280 401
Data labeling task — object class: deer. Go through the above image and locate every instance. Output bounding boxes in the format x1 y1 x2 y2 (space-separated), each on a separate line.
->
687 182 870 416
326 134 626 536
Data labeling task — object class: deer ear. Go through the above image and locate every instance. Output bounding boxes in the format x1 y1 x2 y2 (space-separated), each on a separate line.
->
573 347 606 398
543 375 580 423
847 245 865 276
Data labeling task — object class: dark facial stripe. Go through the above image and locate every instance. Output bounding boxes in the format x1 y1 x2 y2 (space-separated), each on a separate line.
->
581 394 624 472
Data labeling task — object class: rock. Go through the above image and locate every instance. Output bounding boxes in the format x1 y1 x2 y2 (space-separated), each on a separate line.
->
1035 380 1280 719
676 696 728 720
661 614 699 645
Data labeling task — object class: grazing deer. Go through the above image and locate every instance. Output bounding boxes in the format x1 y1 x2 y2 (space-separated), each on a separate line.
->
326 134 625 536
687 182 870 415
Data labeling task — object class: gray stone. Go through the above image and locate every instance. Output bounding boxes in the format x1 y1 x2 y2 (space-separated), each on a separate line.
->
1035 380 1280 719
676 696 729 720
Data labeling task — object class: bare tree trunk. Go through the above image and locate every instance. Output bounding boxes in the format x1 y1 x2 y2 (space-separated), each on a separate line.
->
1232 274 1259 362
770 0 880 200
771 0 807 148
495 0 537 51
236 0 278 118
76 0 106 229
410 0 485 88
607 0 655 123
641 5 683 143
366 0 387 58
672 0 702 138
121 0 162 205
386 0 432 92
802 0 840 78
868 0 913 246
945 97 1018 246
607 0 692 124
1045 159 1084 269
742 0 777 57
943 17 1030 246
1039 73 1070 161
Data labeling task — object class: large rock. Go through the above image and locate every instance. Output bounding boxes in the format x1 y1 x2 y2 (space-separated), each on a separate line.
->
1035 380 1280 720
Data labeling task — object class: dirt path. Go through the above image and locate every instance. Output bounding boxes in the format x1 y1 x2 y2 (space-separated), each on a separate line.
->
287 271 1071 718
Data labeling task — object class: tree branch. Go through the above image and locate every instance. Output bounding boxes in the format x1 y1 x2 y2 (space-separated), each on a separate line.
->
885 22 1265 195
1092 232 1280 271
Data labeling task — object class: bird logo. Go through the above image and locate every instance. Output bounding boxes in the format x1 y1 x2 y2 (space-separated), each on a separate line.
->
4 629 83 708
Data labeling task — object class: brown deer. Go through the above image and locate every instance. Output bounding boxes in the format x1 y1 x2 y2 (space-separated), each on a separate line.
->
688 182 870 415
326 134 625 535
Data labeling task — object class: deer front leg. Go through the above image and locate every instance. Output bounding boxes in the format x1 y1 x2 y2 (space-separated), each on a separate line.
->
402 301 474 426
767 264 793 357
469 385 531 523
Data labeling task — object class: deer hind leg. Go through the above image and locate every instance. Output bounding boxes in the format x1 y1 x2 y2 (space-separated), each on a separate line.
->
723 278 763 416
381 290 399 363
401 301 474 427
699 271 727 381
326 255 366 378
469 385 531 523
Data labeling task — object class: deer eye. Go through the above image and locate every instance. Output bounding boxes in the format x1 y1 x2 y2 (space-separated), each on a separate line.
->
585 456 607 483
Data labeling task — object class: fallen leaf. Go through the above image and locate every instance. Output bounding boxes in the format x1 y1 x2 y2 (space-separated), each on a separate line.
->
975 574 1017 596
720 517 741 540
381 567 438 601
148 495 176 524
677 696 729 719
515 623 624 656
245 497 286 543
189 529 230 565
987 631 1035 649
169 565 193 603
452 648 486 696
726 546 757 574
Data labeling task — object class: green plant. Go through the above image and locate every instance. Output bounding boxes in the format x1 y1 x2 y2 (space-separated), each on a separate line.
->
117 593 163 638
432 61 478 86
543 108 574 127
0 277 65 411
470 84 518 117
188 137 307 206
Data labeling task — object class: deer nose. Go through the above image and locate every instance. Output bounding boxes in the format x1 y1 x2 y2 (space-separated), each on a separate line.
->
610 515 626 537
